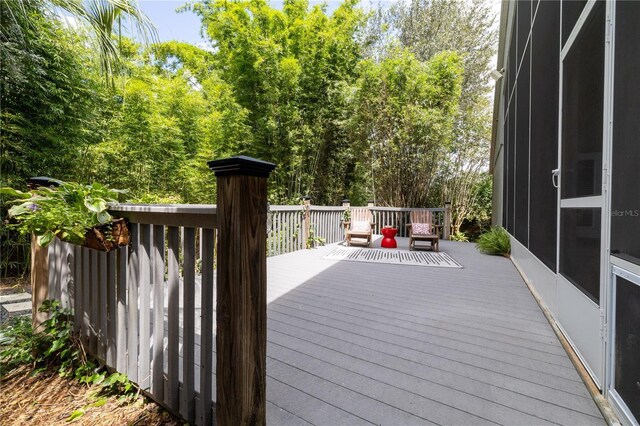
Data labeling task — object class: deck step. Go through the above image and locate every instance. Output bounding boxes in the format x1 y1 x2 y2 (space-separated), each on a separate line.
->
2 301 32 313
0 293 32 323
0 292 32 304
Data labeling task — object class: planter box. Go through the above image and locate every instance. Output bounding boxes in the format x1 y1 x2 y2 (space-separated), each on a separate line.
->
83 218 130 252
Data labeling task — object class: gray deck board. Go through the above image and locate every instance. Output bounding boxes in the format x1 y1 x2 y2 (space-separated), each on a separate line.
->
161 238 604 425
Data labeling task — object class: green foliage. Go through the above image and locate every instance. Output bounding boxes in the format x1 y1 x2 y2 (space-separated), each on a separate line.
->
347 48 463 206
0 0 108 189
3 182 125 247
366 0 497 216
1 0 495 276
450 231 469 242
0 300 138 400
0 227 30 277
476 226 511 256
306 226 326 249
0 316 34 373
191 0 367 203
342 208 351 223
467 174 493 224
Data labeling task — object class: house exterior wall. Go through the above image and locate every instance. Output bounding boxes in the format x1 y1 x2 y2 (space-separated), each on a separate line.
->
491 1 639 424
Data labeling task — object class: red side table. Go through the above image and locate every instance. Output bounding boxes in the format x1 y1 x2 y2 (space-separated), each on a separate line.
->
381 226 398 248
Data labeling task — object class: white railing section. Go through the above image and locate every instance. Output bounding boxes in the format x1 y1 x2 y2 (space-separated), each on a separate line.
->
309 206 346 244
370 207 446 238
268 205 304 255
48 203 217 425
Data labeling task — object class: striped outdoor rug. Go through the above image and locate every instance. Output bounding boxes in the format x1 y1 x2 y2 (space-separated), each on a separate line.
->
323 247 463 268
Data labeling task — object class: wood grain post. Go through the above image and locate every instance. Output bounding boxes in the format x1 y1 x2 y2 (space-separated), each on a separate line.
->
31 234 49 331
302 196 311 249
208 156 275 426
444 201 452 240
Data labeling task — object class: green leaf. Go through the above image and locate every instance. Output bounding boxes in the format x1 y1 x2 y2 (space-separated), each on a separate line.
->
89 372 106 385
67 408 86 421
96 210 111 224
0 187 30 199
84 198 107 213
37 231 54 247
8 202 35 217
92 397 108 407
44 338 65 356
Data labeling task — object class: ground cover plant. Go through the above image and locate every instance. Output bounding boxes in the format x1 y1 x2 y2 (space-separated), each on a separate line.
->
0 300 180 423
475 226 511 256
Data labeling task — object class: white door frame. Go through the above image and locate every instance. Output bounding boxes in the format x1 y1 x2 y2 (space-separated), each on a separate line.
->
555 0 612 388
607 263 640 426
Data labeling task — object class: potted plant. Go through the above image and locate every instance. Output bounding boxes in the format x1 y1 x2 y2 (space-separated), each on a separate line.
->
342 207 351 224
306 226 326 249
2 182 129 251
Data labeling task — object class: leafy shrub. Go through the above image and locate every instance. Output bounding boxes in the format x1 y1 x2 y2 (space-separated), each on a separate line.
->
0 300 137 400
475 226 511 256
306 225 326 249
2 182 125 247
450 231 469 242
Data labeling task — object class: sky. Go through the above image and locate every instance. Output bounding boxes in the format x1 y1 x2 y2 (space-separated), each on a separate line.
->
134 0 502 75
137 1 203 45
136 0 411 45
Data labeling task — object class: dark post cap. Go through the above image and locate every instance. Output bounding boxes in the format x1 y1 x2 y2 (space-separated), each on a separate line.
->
301 195 311 201
208 156 276 177
27 177 63 188
444 200 452 205
341 198 350 203
367 199 375 204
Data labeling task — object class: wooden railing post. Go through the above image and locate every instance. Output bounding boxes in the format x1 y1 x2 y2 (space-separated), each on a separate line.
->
444 201 452 240
302 196 311 249
30 234 49 331
208 156 275 426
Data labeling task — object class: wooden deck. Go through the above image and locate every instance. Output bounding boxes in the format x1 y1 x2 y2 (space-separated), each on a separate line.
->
183 238 605 425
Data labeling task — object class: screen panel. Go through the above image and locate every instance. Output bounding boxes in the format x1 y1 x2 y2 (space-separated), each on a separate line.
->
561 0 587 47
611 1 640 266
560 208 601 303
614 276 640 420
514 45 530 246
503 113 509 229
529 0 559 271
517 0 532 62
508 14 517 103
561 2 604 200
507 95 516 235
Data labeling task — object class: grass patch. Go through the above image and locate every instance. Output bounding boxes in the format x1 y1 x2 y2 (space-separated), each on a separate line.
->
475 226 511 256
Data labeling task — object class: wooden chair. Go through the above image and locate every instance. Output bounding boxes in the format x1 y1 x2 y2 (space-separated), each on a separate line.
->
407 210 439 251
345 208 375 247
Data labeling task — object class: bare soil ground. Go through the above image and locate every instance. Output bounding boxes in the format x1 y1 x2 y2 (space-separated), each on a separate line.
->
1 274 184 425
0 276 31 295
0 366 184 425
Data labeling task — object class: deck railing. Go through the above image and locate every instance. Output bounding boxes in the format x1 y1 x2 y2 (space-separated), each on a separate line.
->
46 204 217 425
309 205 347 244
266 203 450 255
268 205 304 255
38 170 451 426
370 207 446 238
